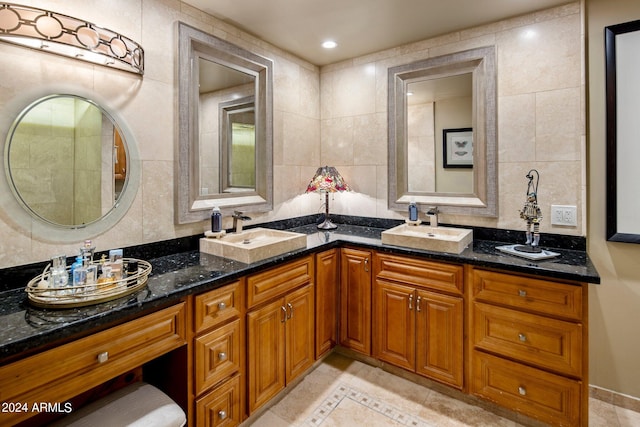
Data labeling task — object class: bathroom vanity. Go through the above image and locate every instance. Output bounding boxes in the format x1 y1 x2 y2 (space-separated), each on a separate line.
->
0 218 599 426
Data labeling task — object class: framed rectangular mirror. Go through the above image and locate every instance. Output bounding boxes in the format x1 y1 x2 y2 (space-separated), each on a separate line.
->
388 46 497 216
605 19 640 243
177 23 273 224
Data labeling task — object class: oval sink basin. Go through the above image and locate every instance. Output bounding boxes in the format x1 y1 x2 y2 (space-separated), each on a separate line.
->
381 223 473 254
200 228 307 263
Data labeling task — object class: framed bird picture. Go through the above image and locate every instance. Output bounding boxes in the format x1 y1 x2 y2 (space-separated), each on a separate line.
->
443 128 473 168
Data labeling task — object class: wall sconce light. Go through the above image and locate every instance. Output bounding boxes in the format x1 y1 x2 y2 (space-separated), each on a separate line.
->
305 166 351 230
0 4 144 75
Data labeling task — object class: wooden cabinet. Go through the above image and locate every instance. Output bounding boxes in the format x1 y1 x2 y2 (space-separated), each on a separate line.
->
339 247 372 355
0 303 186 426
247 257 314 414
196 375 242 427
315 249 339 358
193 281 244 427
373 253 464 388
469 268 588 427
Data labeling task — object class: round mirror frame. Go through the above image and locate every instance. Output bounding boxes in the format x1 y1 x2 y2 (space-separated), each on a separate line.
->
1 93 140 242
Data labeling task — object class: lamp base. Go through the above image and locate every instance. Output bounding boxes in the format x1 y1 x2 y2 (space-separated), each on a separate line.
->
317 219 337 230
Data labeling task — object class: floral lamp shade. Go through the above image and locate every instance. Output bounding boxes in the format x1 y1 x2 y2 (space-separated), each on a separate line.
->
305 166 350 229
305 166 351 193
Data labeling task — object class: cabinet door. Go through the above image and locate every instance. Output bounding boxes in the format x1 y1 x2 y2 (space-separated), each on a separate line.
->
247 298 286 413
285 284 315 383
339 248 372 355
373 280 415 371
415 289 464 388
315 249 339 358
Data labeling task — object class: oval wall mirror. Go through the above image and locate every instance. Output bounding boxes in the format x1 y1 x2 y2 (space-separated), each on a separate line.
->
3 94 140 240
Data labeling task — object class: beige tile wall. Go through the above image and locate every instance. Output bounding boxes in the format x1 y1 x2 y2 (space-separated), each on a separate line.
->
320 2 585 235
0 0 584 269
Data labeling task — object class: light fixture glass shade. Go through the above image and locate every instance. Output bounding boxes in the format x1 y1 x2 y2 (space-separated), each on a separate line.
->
0 4 144 75
305 166 350 229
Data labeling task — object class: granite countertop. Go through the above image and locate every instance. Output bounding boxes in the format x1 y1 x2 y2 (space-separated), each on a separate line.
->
0 220 600 364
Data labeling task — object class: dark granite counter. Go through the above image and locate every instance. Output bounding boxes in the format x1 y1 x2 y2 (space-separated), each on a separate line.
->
0 216 600 364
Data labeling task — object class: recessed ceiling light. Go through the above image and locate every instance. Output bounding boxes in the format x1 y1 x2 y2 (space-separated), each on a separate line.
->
322 40 337 49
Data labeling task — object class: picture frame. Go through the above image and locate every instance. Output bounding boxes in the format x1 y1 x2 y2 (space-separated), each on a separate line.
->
443 128 473 168
605 19 640 243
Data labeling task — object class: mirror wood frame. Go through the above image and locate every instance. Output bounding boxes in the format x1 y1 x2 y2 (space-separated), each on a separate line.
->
388 46 497 217
605 19 640 243
177 22 273 224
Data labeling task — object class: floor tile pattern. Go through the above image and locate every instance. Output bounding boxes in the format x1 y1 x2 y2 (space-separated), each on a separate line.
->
248 353 640 427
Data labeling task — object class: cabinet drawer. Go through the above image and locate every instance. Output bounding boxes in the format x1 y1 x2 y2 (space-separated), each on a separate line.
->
0 303 186 425
196 374 241 427
195 319 241 395
472 302 582 377
247 256 313 309
472 351 581 426
472 269 583 320
375 253 463 295
195 281 242 333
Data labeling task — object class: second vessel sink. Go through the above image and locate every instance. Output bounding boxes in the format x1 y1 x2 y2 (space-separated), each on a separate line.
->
381 223 473 254
200 228 307 263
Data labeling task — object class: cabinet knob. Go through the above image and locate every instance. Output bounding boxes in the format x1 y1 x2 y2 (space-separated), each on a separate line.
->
518 333 527 342
518 386 527 396
518 289 527 297
218 302 227 310
97 351 109 363
218 352 227 361
218 410 227 420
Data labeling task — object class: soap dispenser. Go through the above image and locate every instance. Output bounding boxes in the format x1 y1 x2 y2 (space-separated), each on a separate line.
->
211 206 222 232
408 200 418 222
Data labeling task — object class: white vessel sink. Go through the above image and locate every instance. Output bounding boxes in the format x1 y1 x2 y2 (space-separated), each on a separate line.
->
381 223 473 254
200 228 307 263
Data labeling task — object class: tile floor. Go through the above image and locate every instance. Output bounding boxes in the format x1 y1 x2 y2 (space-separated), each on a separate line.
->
247 353 640 427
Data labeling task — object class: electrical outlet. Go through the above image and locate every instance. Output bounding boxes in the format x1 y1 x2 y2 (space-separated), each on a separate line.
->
550 205 577 226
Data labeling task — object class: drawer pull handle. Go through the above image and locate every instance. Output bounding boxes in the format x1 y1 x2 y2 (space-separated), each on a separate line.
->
408 294 413 310
218 410 227 420
416 296 421 312
518 386 527 396
518 289 527 297
218 352 227 361
218 302 227 310
518 333 527 342
97 351 109 363
281 306 287 323
364 258 369 272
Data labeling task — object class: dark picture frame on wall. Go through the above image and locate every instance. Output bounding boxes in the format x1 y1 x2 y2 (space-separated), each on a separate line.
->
605 19 640 243
443 128 473 168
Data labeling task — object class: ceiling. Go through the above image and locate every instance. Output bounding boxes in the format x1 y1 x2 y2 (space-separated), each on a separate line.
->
182 0 573 66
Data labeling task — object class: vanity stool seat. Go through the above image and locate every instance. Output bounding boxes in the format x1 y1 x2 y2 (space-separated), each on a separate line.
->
52 382 186 427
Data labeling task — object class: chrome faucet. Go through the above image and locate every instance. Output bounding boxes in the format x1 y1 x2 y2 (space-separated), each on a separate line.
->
426 207 439 227
232 211 251 233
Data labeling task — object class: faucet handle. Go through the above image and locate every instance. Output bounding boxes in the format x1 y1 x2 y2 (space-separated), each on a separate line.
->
427 206 439 215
